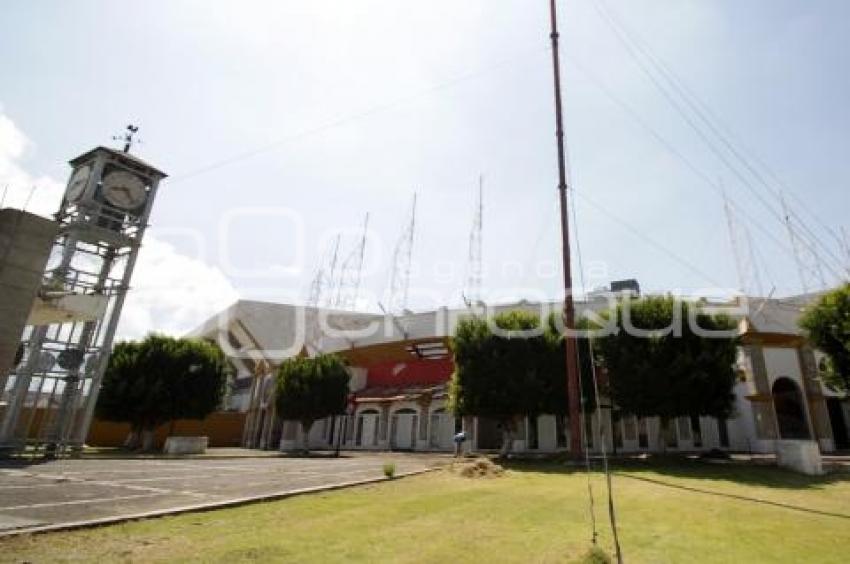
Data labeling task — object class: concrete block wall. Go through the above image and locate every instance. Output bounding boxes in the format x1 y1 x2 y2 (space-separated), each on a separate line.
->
0 209 57 374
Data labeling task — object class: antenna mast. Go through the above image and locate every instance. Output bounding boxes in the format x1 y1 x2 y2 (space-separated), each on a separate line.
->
781 192 827 293
304 234 342 353
548 0 582 459
307 234 341 308
723 190 764 296
724 192 747 294
334 213 369 311
386 194 417 313
463 176 484 307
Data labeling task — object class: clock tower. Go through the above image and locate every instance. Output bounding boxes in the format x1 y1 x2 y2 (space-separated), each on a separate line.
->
0 129 166 455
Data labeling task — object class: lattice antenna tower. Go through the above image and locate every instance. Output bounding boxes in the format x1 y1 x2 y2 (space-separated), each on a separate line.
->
322 234 342 307
780 192 827 294
462 175 484 307
722 190 763 297
334 213 369 311
306 235 342 307
386 194 417 314
304 235 342 353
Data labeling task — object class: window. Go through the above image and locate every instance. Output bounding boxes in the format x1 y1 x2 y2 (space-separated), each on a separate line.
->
585 415 594 449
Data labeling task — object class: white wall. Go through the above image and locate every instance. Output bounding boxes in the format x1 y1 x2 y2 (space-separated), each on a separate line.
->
764 348 803 388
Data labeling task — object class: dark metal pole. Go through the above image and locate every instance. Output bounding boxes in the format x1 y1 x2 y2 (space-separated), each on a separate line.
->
334 415 342 457
548 0 583 458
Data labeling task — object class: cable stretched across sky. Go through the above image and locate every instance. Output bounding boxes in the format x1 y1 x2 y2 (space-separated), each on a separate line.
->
170 43 549 184
591 0 846 284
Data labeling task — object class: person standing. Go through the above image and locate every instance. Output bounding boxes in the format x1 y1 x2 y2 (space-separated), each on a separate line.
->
453 430 467 457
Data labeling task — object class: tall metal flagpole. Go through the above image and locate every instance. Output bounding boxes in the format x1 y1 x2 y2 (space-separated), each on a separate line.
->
548 0 583 457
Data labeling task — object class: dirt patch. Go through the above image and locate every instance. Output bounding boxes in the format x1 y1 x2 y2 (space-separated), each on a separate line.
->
451 457 505 478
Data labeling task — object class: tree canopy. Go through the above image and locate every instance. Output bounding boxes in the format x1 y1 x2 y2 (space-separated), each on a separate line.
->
594 297 739 422
800 283 850 393
96 334 228 449
449 310 582 453
275 353 350 451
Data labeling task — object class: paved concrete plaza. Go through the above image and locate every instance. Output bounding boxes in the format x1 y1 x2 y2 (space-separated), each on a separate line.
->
0 453 445 535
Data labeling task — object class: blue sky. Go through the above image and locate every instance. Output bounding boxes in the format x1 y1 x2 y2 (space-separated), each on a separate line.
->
1 0 847 337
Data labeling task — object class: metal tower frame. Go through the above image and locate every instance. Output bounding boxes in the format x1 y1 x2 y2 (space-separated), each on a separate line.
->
385 194 417 314
333 213 369 311
723 191 764 297
0 140 166 456
462 176 483 307
781 192 827 294
304 234 341 354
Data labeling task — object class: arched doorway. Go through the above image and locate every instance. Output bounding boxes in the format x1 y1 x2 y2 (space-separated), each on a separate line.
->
772 378 811 439
429 407 454 449
356 409 379 447
390 408 418 450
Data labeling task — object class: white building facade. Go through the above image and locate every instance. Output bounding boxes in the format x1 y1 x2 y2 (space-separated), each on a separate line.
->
190 293 850 456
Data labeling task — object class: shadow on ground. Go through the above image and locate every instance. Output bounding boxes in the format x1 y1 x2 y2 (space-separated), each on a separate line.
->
500 455 850 520
503 455 850 490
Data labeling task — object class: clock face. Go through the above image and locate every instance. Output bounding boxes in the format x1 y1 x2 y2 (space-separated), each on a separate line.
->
66 165 91 202
102 171 147 210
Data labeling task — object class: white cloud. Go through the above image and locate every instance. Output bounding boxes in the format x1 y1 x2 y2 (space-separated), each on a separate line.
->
0 112 64 217
0 109 240 340
117 235 239 340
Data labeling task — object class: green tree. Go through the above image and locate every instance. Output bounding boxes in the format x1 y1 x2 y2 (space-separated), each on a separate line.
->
449 310 564 456
594 297 738 447
545 314 600 416
96 334 228 451
275 353 350 454
800 283 850 393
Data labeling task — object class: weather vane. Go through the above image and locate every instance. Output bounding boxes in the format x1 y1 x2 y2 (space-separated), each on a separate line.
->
112 124 140 153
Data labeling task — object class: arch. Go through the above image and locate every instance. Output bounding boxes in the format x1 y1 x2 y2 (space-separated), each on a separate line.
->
390 408 418 450
428 407 453 449
355 409 380 447
772 377 810 439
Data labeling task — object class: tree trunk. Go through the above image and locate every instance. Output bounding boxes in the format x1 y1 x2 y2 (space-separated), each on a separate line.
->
300 420 313 455
658 418 668 454
124 426 141 450
141 427 156 452
499 419 514 458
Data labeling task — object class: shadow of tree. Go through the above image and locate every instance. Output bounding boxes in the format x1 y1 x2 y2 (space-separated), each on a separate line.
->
502 455 850 490
501 456 850 520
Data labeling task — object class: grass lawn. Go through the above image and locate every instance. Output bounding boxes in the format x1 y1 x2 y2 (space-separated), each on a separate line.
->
1 459 848 563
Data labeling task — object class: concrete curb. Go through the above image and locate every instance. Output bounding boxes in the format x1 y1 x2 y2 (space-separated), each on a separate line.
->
0 467 440 538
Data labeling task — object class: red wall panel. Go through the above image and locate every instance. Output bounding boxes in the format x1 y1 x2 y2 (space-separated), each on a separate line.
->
366 358 454 388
